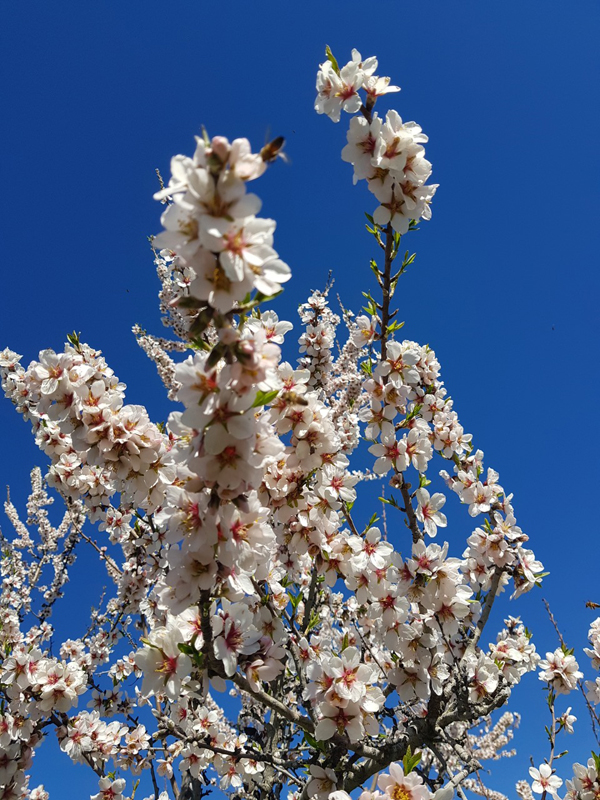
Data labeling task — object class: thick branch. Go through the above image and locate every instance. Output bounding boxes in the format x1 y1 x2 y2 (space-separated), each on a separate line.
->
462 567 503 663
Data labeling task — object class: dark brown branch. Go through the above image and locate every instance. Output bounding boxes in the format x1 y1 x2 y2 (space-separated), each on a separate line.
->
380 224 395 362
399 478 422 544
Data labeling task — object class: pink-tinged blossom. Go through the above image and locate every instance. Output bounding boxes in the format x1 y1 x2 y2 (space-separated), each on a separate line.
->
350 526 393 571
369 431 407 475
415 488 447 537
91 777 127 800
538 648 582 695
212 600 261 676
314 701 364 742
315 60 363 123
200 216 290 294
328 646 375 704
134 625 192 702
342 116 383 183
373 109 428 173
529 764 562 797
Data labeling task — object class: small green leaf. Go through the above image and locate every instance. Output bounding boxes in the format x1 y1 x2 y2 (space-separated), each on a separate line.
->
402 745 422 774
287 591 302 612
251 389 279 408
178 642 204 667
379 494 400 509
364 512 379 531
325 45 340 75
254 288 284 304
305 611 320 633
386 320 405 334
406 403 422 421
66 331 81 348
304 731 326 752
190 338 211 351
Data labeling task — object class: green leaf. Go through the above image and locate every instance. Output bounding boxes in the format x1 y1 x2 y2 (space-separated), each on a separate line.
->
251 389 279 408
406 403 422 421
190 337 210 351
287 591 302 612
177 642 204 667
325 45 340 75
304 731 326 752
403 251 417 268
402 745 422 774
364 512 379 531
379 494 400 509
305 611 320 633
254 288 284 305
386 320 405 334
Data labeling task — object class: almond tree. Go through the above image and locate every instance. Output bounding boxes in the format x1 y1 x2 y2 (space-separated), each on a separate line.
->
1 46 597 800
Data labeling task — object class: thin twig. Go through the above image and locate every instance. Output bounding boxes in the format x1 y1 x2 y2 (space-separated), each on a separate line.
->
542 597 600 744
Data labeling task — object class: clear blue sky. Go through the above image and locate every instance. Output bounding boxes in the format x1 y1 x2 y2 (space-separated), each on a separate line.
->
1 1 600 797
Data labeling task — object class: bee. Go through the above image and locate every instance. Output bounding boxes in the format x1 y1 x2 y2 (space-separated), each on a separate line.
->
260 135 289 164
586 601 600 610
280 391 309 406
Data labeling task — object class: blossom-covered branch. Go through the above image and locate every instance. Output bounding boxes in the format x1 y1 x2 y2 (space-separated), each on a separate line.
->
5 45 598 800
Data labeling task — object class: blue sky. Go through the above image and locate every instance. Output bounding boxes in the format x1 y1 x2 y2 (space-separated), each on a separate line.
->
1 1 600 797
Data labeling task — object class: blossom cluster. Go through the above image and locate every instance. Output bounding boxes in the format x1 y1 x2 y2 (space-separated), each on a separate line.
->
0 344 173 517
152 132 290 317
316 48 437 233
